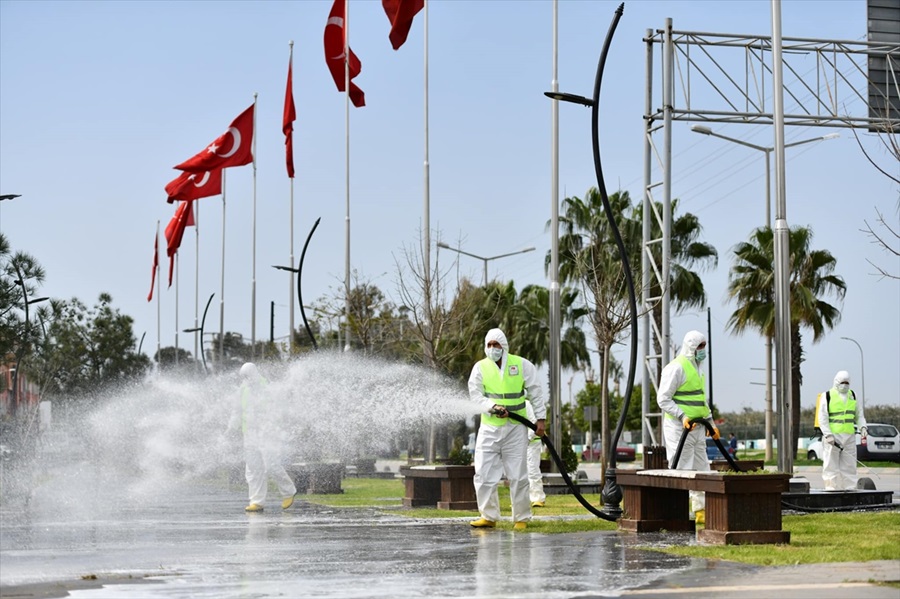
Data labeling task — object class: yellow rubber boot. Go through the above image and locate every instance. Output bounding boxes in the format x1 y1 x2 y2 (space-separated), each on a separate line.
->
513 521 527 531
695 509 705 525
245 503 264 513
469 517 496 528
282 496 295 510
531 501 545 508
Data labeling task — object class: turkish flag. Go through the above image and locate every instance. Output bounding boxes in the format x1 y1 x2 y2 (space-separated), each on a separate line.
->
164 200 195 287
174 105 254 172
147 233 159 302
165 169 222 203
324 0 366 108
284 55 296 178
382 0 423 50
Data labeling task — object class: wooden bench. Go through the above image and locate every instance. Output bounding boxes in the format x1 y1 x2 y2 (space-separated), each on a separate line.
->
618 469 791 545
399 465 477 510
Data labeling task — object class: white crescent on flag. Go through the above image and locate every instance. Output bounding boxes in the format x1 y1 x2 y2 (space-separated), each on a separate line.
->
217 127 241 158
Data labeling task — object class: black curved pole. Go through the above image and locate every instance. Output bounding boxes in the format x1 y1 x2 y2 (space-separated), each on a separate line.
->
588 3 628 519
199 293 214 374
298 217 321 351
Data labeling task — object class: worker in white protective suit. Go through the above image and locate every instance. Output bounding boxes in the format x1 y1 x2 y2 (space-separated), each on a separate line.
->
656 330 715 525
227 363 297 512
817 370 867 491
468 328 545 530
525 400 546 507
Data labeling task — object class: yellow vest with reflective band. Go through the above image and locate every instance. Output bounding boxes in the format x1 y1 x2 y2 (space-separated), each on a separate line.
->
240 377 269 435
480 354 529 427
827 387 857 434
664 355 709 420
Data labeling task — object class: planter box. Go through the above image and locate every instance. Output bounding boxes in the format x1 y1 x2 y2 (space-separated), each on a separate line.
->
399 465 477 510
288 462 344 494
618 469 791 545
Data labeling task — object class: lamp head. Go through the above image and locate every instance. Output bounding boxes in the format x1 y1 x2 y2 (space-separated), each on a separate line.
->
544 91 593 107
691 125 713 135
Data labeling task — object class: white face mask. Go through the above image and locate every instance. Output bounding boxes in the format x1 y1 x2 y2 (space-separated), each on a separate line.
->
486 347 503 362
836 382 850 393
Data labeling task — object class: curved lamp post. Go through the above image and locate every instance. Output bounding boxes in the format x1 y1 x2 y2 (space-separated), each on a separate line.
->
435 242 535 287
274 217 321 351
184 293 215 374
840 336 866 407
545 3 627 518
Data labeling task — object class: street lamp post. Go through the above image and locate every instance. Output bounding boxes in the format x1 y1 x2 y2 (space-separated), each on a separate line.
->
183 293 215 374
840 337 866 408
435 242 535 286
690 125 838 461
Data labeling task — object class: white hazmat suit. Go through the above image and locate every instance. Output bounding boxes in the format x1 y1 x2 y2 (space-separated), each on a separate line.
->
468 329 545 526
525 401 546 506
817 370 867 491
228 363 297 511
656 330 714 517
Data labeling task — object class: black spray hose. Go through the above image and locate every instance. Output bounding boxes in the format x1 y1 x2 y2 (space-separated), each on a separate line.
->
503 411 618 522
671 417 744 472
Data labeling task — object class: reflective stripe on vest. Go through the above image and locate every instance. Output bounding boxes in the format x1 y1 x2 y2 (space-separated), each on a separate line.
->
827 388 857 434
480 354 528 427
665 355 709 420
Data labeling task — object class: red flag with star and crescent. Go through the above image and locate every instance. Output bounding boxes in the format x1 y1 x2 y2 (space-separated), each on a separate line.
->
382 0 423 50
324 0 366 108
147 232 159 302
165 169 222 204
284 53 296 178
164 200 195 287
173 105 254 173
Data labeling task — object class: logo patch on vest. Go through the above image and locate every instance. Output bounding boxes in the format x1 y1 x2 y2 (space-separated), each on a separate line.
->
508 365 519 376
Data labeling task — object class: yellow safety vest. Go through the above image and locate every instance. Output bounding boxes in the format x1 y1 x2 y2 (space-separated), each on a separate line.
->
665 355 709 420
826 388 857 434
480 354 529 427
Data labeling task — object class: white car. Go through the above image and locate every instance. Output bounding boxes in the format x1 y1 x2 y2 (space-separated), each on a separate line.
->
807 423 900 462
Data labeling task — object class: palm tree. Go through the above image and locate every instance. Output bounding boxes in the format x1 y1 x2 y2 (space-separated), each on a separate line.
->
727 225 846 458
506 284 589 372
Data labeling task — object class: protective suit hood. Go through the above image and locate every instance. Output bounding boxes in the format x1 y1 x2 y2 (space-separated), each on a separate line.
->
484 328 510 373
833 370 851 393
240 362 259 381
678 330 707 359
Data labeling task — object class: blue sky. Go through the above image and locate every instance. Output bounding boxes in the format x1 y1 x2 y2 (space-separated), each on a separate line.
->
1 0 897 416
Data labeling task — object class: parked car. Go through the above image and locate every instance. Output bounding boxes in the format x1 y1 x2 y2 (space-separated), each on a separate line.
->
807 423 900 462
705 438 736 461
581 441 636 462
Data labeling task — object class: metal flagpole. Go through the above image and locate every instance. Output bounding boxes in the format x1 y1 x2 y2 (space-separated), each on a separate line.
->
288 42 296 354
343 0 351 352
219 170 226 363
251 93 258 356
194 194 200 369
423 0 436 463
156 220 161 376
175 252 179 367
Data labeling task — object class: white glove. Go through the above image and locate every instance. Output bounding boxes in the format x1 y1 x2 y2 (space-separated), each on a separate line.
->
824 434 835 445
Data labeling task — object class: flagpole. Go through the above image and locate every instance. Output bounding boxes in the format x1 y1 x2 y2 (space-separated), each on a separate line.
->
423 0 430 315
343 0 351 352
194 195 200 369
156 220 161 377
219 170 226 365
251 93 258 357
288 41 296 355
175 252 180 367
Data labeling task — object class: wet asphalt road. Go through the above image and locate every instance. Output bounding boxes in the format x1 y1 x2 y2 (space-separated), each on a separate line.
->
1 466 898 598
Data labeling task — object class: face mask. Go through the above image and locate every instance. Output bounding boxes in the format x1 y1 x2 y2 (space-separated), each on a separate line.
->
837 383 850 393
695 348 707 362
486 347 503 362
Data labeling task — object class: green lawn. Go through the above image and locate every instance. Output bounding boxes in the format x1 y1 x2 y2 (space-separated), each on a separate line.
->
297 476 900 565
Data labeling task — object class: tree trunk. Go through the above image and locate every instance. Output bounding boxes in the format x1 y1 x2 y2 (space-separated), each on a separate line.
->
790 326 804 460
